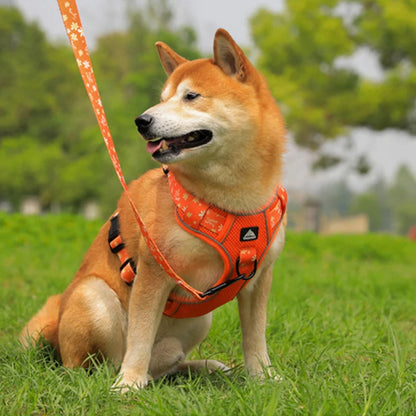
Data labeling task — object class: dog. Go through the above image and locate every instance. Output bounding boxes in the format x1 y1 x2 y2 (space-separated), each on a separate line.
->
20 29 287 391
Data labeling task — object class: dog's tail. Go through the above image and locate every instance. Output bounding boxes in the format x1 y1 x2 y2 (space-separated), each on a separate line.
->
19 294 61 349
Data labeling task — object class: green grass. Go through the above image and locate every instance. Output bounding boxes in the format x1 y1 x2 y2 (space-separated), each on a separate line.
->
1 212 416 415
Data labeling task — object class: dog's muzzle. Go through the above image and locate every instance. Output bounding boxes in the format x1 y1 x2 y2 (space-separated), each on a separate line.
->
134 113 213 161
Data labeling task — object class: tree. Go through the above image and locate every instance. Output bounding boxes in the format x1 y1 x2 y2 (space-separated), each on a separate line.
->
0 7 91 142
0 136 63 208
388 165 416 234
0 7 102 211
319 180 354 217
350 178 392 232
250 1 416 164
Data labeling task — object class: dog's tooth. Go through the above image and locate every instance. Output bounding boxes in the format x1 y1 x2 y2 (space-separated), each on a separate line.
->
161 140 169 151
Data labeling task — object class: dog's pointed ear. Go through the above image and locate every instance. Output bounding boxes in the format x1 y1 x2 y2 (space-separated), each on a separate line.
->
156 42 188 76
213 29 250 82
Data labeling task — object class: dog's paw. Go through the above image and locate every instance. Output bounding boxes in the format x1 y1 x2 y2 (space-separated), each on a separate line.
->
205 359 232 375
111 372 150 393
266 367 283 382
248 366 282 383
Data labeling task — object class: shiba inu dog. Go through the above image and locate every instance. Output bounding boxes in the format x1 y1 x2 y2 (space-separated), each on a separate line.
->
20 29 287 391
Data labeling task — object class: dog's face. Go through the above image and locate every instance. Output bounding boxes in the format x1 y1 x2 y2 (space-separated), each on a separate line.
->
135 72 218 165
135 30 261 166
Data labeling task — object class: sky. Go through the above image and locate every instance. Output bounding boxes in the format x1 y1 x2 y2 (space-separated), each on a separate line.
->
14 0 284 50
12 0 416 194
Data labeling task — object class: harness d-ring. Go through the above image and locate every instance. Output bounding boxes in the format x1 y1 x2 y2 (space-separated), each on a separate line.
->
236 257 258 280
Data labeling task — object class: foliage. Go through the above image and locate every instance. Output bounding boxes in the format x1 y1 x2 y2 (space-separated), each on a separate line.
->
344 165 416 234
317 164 416 234
0 136 62 207
250 0 416 155
0 4 199 215
350 178 392 232
319 180 354 217
388 165 416 234
0 7 105 212
0 8 82 139
1 213 416 414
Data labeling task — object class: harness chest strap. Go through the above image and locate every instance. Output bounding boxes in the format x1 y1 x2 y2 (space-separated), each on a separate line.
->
108 169 287 319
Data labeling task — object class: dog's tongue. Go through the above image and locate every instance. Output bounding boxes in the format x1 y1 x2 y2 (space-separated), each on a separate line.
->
146 136 186 154
146 140 166 154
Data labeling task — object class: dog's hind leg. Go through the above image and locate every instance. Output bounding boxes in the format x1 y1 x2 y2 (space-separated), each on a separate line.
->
149 337 230 380
58 277 127 368
175 359 231 376
149 313 230 380
149 336 186 379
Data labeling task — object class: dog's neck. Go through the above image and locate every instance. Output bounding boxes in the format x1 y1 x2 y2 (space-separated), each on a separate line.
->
169 152 282 214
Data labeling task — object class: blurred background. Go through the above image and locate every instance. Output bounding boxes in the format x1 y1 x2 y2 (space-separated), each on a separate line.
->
1 0 415 236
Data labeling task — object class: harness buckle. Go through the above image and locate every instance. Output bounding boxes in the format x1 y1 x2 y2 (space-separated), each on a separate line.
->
120 258 136 285
199 256 257 298
109 235 124 253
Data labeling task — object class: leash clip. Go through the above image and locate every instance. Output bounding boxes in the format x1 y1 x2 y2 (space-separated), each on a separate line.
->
199 257 257 298
236 257 258 281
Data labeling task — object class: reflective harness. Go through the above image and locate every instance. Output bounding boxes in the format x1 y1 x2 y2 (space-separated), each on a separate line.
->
108 169 287 319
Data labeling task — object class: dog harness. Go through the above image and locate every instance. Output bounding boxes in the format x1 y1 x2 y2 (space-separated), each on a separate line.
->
108 169 287 319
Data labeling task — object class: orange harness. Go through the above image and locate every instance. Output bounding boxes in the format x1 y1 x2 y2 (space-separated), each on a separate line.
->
109 169 287 319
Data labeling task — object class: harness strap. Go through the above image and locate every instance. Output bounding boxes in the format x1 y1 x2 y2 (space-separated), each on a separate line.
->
108 213 136 285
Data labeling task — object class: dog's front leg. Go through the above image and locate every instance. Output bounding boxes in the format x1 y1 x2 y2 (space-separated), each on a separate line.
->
114 261 173 391
237 266 274 378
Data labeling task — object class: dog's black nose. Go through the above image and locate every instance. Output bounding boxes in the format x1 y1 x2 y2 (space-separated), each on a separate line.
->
135 114 154 134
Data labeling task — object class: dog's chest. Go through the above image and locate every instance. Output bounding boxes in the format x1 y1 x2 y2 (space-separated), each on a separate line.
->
161 218 285 296
163 224 223 293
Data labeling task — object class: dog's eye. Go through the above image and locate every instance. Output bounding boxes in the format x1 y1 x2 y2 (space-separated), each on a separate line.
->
184 92 200 101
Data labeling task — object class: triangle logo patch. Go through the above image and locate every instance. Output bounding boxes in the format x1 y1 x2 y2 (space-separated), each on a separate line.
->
240 227 259 241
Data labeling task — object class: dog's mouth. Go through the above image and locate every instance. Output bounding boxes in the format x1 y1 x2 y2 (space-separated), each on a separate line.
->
145 130 213 157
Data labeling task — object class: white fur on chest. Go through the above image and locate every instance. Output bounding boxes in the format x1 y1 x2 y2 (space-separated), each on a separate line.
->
164 224 223 293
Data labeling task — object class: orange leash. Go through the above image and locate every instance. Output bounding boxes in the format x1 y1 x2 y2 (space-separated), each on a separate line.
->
56 0 205 299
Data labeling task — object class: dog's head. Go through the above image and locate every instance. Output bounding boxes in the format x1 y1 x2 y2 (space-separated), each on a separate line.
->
135 29 284 170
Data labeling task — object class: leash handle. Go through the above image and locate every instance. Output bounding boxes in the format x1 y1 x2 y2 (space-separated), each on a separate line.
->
56 0 205 300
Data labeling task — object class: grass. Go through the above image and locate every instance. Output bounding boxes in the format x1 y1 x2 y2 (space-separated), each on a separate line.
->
0 212 416 415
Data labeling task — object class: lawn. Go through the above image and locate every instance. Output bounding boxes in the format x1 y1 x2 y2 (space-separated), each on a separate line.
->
0 212 415 415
